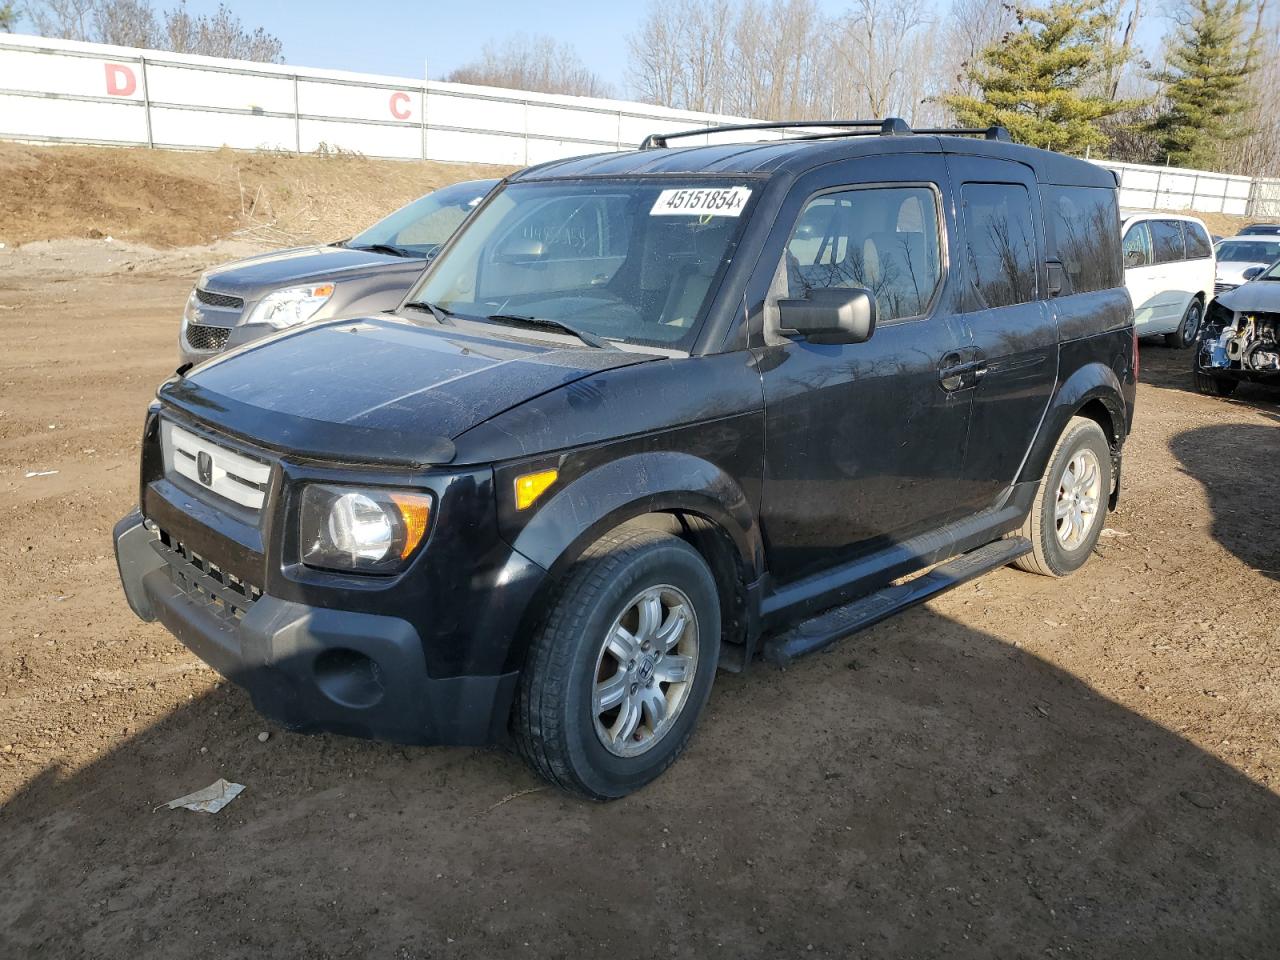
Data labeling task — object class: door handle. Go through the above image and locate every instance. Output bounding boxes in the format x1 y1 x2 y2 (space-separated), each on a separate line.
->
938 354 987 391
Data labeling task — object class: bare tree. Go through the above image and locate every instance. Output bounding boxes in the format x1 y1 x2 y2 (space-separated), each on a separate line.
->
938 0 1017 99
21 0 283 61
445 34 610 98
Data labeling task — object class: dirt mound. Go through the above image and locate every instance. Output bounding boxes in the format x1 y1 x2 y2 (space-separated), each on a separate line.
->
0 142 512 249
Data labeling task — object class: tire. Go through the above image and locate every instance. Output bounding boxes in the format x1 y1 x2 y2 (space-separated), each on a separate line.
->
1013 416 1112 578
1165 298 1203 349
512 527 720 800
1192 363 1238 397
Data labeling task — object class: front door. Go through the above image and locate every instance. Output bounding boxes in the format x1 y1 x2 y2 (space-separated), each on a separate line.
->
754 155 972 586
947 157 1059 511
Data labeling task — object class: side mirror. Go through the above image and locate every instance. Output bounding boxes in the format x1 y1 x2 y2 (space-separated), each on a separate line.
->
777 287 876 344
493 237 547 264
1243 265 1264 281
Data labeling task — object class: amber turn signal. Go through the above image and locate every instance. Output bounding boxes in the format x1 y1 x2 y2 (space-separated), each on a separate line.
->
389 492 432 559
514 469 558 510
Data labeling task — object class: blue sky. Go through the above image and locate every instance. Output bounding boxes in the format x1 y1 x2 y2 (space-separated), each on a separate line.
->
20 0 1171 96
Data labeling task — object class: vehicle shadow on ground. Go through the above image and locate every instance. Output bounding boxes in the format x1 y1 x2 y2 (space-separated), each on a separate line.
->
2 602 1277 959
1171 423 1280 581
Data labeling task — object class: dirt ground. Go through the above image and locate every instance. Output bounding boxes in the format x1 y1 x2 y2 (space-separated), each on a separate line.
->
1 237 1278 959
0 142 512 249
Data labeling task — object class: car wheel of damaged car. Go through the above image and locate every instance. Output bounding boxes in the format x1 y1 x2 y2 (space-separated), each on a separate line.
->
513 527 720 800
1014 416 1112 578
1166 299 1203 349
1193 369 1238 396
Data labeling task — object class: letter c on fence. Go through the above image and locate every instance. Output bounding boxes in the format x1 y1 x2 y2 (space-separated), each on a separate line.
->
104 63 137 97
390 91 411 120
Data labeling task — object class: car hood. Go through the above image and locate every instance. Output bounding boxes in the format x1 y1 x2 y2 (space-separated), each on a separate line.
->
1216 261 1271 286
1215 280 1280 313
200 245 424 298
159 316 655 467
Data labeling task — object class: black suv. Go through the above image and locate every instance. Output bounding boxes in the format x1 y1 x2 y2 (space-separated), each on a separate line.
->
115 119 1137 799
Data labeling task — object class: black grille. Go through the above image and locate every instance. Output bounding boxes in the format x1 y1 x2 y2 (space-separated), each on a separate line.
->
186 323 232 352
195 288 244 309
153 528 262 621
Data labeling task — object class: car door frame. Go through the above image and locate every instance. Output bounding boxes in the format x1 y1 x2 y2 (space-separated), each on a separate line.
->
1123 219 1167 331
739 152 983 622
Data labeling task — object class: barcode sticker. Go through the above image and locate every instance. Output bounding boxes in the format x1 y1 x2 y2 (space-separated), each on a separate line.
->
650 186 752 217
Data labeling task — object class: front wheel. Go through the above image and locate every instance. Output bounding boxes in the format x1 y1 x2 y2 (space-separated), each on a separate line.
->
1165 298 1203 349
513 527 720 800
1014 416 1112 578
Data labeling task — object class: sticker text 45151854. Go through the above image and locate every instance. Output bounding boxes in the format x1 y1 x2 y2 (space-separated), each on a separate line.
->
650 186 752 217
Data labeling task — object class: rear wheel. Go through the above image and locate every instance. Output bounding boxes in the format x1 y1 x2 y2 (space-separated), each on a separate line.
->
1014 416 1111 578
1165 298 1203 349
513 527 720 800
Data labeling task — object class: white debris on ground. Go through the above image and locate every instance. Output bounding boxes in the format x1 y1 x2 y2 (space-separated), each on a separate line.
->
156 778 246 814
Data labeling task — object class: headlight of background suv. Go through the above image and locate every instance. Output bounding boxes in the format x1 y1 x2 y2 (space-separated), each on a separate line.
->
299 484 432 574
247 283 335 329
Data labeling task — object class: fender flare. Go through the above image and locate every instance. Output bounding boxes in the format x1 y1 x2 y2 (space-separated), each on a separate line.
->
509 451 763 580
1019 360 1127 485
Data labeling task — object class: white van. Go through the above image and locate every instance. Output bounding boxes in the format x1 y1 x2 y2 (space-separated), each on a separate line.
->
1121 212 1216 348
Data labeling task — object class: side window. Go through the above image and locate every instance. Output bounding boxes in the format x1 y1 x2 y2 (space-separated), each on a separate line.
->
1151 220 1186 264
960 182 1038 308
1185 222 1213 260
1123 222 1152 267
784 185 942 321
1046 185 1121 294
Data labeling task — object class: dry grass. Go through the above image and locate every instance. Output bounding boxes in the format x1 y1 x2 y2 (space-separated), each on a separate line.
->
0 142 513 248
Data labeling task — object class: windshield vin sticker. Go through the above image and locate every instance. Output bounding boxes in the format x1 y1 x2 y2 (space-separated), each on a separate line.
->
650 186 752 217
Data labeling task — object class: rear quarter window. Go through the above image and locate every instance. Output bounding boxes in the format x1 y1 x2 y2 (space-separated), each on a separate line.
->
1045 186 1121 294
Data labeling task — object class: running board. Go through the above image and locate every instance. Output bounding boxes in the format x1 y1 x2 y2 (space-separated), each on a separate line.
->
762 538 1032 667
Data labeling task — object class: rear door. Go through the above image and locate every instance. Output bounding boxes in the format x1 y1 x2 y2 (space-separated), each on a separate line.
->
1123 220 1165 330
1149 219 1190 328
946 157 1058 511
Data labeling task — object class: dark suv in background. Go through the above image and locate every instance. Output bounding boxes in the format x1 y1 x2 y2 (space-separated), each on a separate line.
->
116 119 1136 799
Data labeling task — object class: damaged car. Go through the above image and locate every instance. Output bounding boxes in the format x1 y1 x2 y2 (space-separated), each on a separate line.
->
1194 258 1280 397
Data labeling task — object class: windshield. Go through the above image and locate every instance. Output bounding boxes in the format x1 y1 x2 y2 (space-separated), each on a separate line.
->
349 180 494 257
1216 239 1280 263
406 178 757 350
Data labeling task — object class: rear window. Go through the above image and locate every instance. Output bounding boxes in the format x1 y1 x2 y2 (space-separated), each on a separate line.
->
1045 186 1121 294
1184 222 1213 260
1151 220 1185 264
960 182 1038 308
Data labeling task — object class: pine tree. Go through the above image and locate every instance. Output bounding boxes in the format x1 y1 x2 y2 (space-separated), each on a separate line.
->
941 0 1138 152
0 2 17 32
1148 0 1257 169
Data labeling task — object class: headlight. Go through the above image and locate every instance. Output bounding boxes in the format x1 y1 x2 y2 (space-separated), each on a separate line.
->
247 283 335 329
299 485 432 573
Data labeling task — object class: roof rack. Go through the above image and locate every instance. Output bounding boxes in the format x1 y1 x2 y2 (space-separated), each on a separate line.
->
639 117 1011 149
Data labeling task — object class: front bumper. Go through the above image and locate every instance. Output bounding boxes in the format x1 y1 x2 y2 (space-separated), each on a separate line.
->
114 510 518 745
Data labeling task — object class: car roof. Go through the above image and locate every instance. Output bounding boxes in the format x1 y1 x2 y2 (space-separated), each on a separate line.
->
1121 210 1209 226
510 134 1114 188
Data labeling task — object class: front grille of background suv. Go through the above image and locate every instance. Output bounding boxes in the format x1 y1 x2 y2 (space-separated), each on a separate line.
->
185 323 232 351
195 288 245 309
153 528 262 621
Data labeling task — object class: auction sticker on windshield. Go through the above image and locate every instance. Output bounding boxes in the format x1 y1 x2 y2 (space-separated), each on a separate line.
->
651 187 752 217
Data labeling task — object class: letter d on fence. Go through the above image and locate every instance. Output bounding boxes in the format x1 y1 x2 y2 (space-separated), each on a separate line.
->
104 63 136 97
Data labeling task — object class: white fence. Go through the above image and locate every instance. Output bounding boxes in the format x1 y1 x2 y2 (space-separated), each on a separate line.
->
0 33 757 165
3 32 1279 218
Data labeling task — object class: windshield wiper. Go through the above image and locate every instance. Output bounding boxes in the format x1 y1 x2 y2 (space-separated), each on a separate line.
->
350 242 415 258
402 300 456 326
484 313 614 349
